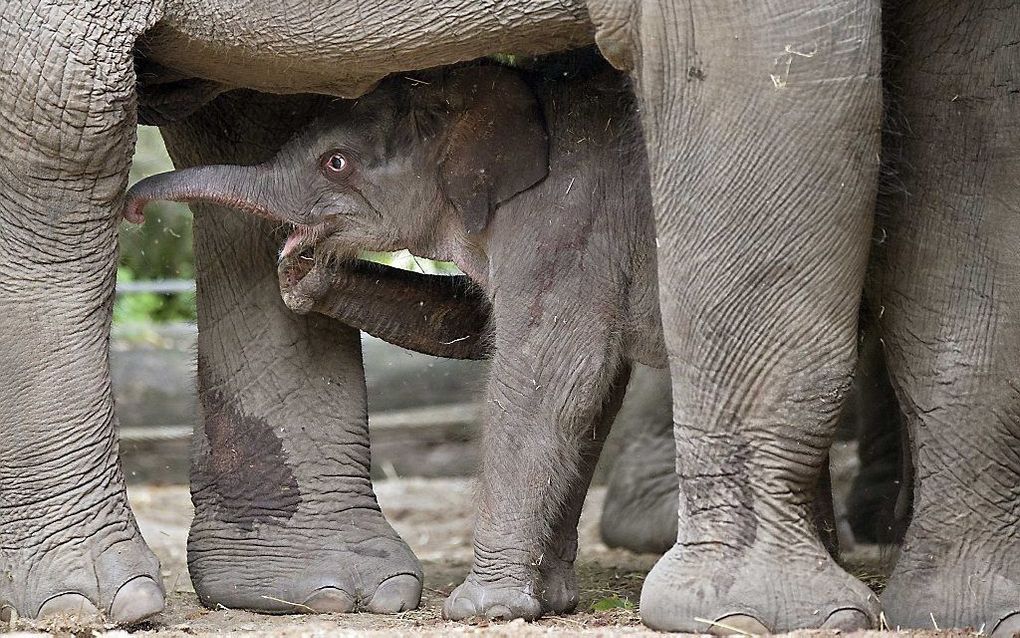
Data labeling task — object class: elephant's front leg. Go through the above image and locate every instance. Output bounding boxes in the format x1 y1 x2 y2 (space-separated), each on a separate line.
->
278 255 492 360
159 92 421 614
0 2 165 625
589 0 883 632
877 2 1020 634
442 279 629 621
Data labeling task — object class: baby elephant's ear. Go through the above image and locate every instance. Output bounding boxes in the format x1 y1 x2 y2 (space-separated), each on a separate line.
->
440 68 549 234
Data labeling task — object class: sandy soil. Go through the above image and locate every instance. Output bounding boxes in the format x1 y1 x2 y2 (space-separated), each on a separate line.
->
5 479 962 638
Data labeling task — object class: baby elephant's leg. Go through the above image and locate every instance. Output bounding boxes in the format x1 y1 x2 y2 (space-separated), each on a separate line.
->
537 368 630 614
443 278 627 621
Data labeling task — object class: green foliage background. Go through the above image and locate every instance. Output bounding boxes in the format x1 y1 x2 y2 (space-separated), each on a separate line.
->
117 127 196 324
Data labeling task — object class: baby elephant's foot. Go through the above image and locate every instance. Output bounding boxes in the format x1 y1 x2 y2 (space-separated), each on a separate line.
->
277 254 329 314
442 574 543 621
538 555 579 615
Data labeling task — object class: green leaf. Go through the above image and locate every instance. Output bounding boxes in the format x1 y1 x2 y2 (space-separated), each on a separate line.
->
358 250 462 275
590 596 634 612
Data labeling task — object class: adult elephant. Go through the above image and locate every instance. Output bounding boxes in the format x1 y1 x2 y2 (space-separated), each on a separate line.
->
2 0 1015 635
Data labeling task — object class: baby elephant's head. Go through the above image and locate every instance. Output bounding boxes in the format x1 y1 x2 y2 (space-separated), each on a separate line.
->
124 65 549 259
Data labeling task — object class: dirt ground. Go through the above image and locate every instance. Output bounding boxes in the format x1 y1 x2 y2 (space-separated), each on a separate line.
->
6 479 968 638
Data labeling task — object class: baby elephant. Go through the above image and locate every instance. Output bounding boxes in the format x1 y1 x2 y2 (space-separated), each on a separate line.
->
125 54 663 621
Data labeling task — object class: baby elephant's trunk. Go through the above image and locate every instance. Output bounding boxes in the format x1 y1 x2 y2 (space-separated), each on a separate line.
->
122 164 273 223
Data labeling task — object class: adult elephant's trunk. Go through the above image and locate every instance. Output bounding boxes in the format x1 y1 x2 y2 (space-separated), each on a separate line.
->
123 164 275 224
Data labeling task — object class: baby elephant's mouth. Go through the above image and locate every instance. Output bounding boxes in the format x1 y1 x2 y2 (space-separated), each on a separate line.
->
280 223 331 261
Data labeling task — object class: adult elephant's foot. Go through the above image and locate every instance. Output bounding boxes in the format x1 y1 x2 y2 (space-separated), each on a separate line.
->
0 497 164 624
188 507 422 614
640 542 879 633
599 365 677 554
184 371 423 615
882 540 1020 636
872 0 1020 632
600 440 677 554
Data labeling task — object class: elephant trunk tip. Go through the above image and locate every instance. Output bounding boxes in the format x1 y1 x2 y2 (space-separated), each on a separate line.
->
122 194 148 224
123 179 158 224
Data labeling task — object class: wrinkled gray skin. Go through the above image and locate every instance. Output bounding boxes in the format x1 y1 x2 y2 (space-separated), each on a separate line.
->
871 4 1019 633
2 0 1017 634
601 330 910 556
126 58 667 620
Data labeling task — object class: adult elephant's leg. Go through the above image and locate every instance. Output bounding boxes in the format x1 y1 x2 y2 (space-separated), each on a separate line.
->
844 324 908 545
0 2 164 624
599 365 677 553
159 91 421 614
877 2 1020 634
600 352 902 555
599 361 903 556
590 0 882 632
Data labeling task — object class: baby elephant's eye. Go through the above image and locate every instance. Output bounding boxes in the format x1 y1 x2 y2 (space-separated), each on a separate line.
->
328 154 346 172
321 150 352 178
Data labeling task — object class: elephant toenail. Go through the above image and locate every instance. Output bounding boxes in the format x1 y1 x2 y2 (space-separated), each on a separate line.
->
822 608 871 631
991 612 1020 638
0 603 13 623
486 604 513 620
366 574 422 614
37 593 100 619
303 587 355 613
111 576 165 624
707 613 770 636
442 592 475 620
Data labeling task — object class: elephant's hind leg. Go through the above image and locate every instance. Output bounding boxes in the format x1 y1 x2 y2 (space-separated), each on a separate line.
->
876 2 1020 634
0 1 164 625
158 92 422 616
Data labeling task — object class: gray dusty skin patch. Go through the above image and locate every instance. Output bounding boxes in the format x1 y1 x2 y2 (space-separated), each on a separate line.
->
679 433 757 571
191 384 301 530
